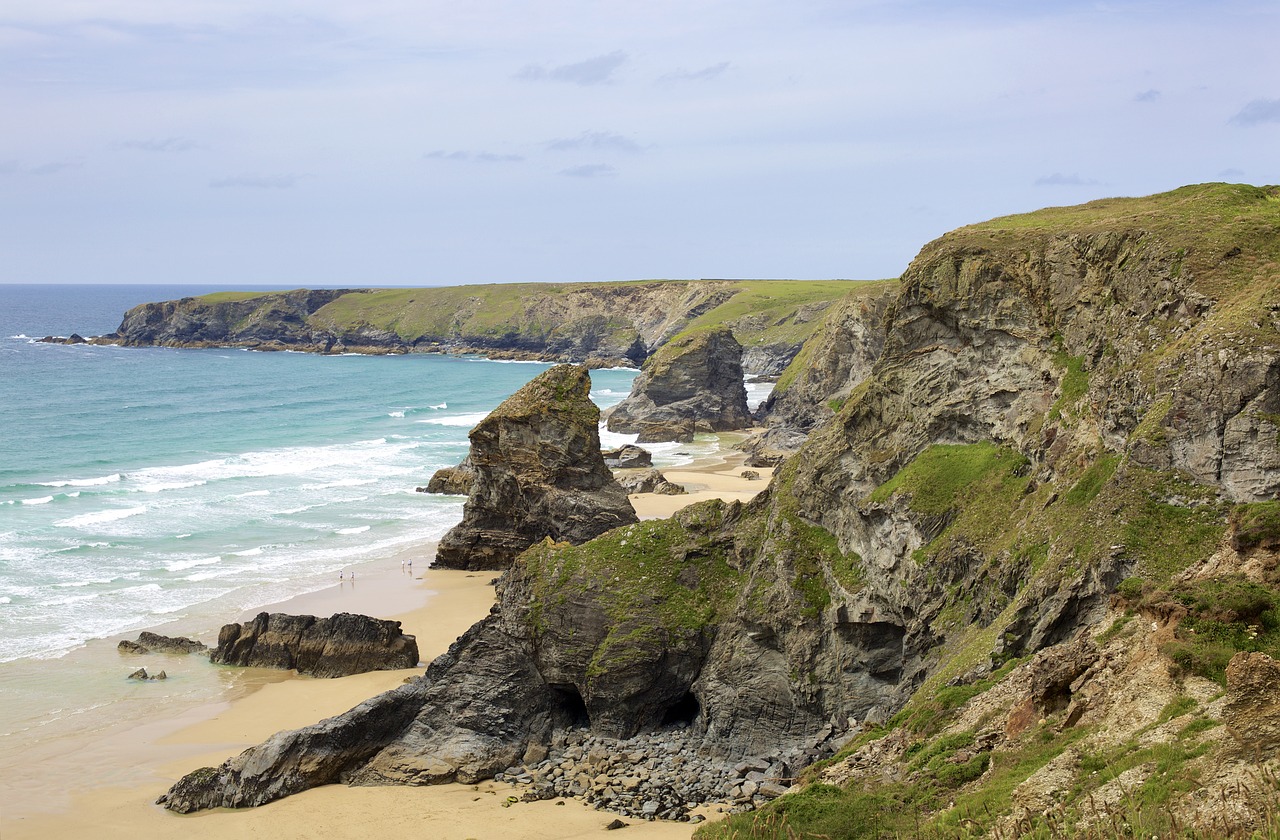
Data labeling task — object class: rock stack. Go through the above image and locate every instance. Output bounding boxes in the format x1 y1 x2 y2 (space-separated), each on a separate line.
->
606 326 752 443
434 364 638 571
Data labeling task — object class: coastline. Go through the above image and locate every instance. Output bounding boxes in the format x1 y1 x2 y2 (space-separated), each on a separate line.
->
4 449 770 840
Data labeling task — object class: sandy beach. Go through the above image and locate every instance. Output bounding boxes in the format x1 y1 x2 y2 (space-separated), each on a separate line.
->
3 451 769 840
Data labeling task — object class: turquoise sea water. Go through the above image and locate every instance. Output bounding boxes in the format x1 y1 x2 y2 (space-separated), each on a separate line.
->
0 284 770 814
0 285 647 664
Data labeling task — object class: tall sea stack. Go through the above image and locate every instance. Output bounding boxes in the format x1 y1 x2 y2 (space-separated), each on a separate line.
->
432 364 637 571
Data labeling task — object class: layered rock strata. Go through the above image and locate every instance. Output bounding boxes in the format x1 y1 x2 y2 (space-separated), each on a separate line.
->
117 632 207 655
433 365 638 571
210 612 419 678
606 326 752 442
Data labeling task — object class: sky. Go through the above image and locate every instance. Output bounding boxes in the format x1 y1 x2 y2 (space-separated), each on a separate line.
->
1 0 1278 286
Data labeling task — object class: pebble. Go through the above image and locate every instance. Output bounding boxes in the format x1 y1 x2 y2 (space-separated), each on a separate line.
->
501 723 847 822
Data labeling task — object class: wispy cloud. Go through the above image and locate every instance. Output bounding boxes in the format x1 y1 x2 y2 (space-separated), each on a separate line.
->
518 51 627 86
1133 89 1160 103
28 160 81 175
425 150 524 162
546 130 641 153
1218 167 1245 179
0 160 19 174
209 174 298 189
114 137 197 152
559 163 617 178
659 62 730 83
1229 98 1280 126
1035 172 1099 186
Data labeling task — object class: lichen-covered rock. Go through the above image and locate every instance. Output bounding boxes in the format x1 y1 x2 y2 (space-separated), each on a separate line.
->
210 612 419 678
607 326 752 442
433 365 638 571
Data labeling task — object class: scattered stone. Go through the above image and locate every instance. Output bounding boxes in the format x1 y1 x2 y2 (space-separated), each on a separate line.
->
605 818 629 830
740 470 760 481
127 667 166 680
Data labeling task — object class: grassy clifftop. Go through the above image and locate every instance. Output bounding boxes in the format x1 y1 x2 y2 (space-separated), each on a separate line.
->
123 278 882 371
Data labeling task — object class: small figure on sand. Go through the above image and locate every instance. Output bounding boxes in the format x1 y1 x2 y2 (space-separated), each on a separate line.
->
339 570 344 582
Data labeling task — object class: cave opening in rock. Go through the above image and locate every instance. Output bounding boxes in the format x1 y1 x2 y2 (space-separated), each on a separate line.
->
661 691 701 726
551 685 591 727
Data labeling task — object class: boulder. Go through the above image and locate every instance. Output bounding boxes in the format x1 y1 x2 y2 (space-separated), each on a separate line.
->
1224 651 1280 753
118 632 208 655
616 469 687 496
210 612 419 678
422 455 476 495
433 365 638 571
606 326 752 442
602 445 653 469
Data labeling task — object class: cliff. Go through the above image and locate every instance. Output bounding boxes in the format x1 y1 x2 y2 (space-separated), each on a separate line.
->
95 279 871 374
160 183 1280 832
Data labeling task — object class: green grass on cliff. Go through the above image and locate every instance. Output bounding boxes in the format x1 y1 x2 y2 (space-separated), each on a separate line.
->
683 279 896 348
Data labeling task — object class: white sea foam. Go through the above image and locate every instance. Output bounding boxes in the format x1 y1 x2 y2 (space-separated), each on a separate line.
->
417 412 488 427
53 506 146 528
165 556 220 572
235 490 271 498
429 401 447 409
303 478 376 490
388 410 407 418
0 596 10 604
232 547 264 557
22 496 55 505
336 525 371 535
136 480 206 494
39 473 121 488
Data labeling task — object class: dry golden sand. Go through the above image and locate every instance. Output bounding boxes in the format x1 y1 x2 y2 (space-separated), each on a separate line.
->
5 454 767 840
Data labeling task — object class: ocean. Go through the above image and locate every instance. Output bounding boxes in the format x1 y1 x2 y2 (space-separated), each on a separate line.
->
0 283 769 811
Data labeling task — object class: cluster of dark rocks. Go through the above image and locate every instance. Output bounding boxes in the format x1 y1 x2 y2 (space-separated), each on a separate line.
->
492 727 800 823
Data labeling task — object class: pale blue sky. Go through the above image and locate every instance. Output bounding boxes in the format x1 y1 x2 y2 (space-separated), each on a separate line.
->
1 0 1277 285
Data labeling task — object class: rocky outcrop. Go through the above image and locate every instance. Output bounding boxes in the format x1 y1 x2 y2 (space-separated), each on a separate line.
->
422 456 475 495
1224 651 1280 753
762 284 896 432
209 612 419 678
117 632 207 655
616 469 686 495
159 184 1280 824
433 365 638 571
606 327 752 442
602 445 653 469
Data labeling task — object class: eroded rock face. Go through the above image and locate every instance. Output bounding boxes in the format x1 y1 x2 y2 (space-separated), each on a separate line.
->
1224 651 1280 753
602 444 653 469
210 612 419 678
433 365 638 571
607 326 752 442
